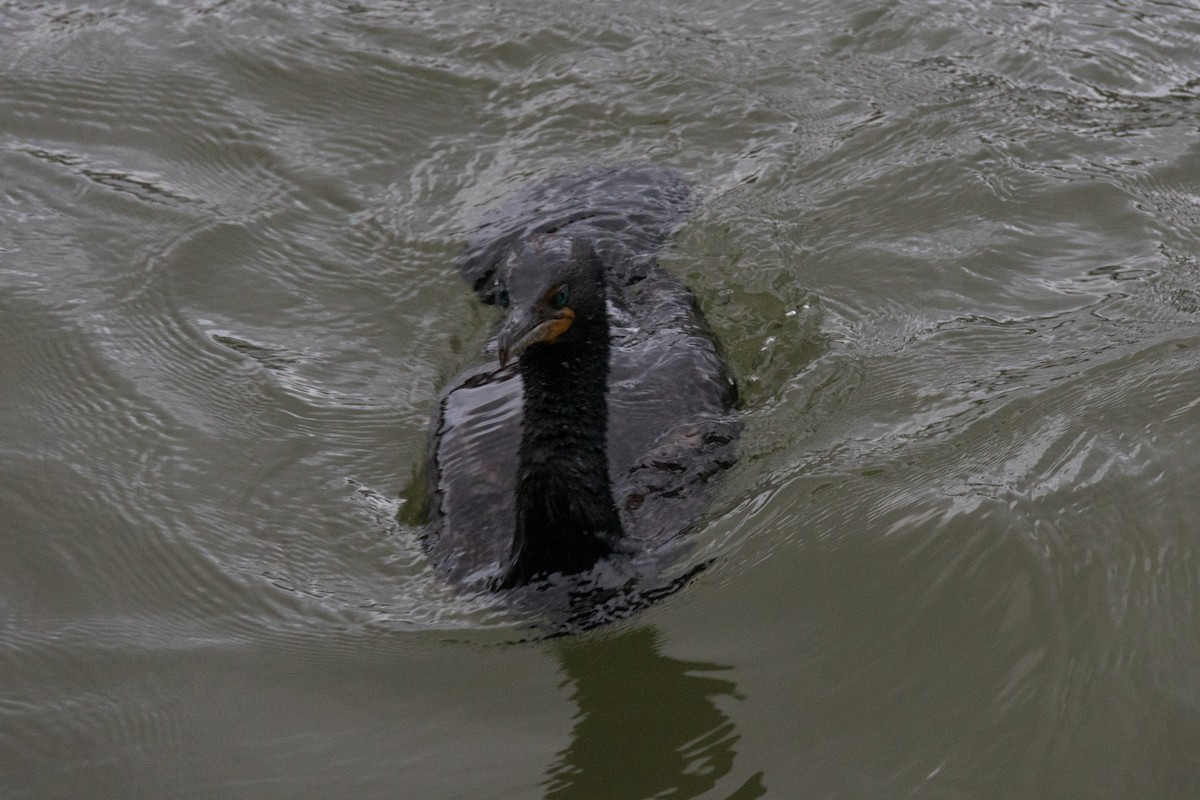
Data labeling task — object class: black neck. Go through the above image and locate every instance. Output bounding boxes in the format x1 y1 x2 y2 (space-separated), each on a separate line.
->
501 321 622 587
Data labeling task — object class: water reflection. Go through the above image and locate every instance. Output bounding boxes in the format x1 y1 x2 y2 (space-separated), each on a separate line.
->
544 626 765 800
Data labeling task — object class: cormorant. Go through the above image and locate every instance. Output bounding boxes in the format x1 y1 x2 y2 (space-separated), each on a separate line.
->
421 165 738 599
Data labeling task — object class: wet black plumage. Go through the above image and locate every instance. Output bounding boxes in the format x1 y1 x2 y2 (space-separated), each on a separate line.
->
422 165 738 598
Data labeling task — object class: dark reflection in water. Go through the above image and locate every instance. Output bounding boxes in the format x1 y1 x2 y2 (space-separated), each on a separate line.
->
545 627 765 800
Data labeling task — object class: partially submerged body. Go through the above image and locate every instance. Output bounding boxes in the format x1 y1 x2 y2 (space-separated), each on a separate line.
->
419 165 738 621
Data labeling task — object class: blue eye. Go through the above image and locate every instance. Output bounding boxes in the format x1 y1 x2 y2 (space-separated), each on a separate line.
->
497 289 509 308
551 286 569 309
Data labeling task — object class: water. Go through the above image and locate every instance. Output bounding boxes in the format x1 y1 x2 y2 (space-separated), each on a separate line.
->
2 0 1199 797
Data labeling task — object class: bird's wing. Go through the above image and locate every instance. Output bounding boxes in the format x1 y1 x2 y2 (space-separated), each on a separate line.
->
424 362 523 583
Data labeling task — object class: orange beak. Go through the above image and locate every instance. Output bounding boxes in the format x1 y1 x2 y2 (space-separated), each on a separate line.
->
497 307 575 367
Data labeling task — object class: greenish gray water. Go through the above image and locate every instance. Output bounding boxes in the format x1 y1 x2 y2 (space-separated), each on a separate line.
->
2 1 1199 797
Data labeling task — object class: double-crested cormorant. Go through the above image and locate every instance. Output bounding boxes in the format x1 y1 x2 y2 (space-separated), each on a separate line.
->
422 165 738 596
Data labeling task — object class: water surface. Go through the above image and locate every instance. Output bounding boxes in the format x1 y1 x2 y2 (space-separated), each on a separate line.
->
3 1 1200 797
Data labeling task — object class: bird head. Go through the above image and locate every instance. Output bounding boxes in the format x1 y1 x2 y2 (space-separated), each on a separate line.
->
495 236 607 368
